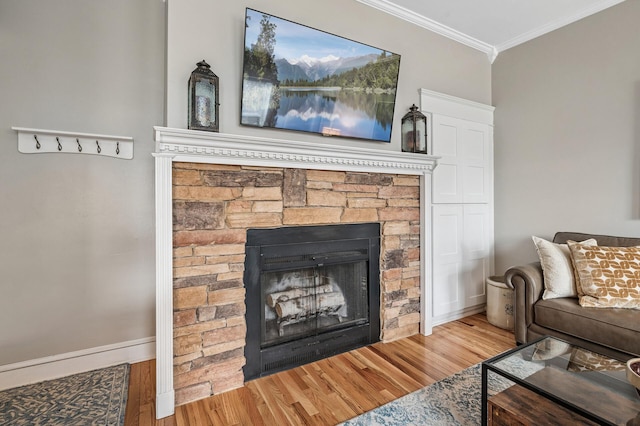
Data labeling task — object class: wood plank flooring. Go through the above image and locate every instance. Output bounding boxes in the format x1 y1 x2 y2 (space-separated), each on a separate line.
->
124 314 515 426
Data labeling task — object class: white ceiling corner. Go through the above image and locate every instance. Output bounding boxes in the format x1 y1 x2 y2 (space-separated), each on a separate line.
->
356 0 626 62
355 0 497 62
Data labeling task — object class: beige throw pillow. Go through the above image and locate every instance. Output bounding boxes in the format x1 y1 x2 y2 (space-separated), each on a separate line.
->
567 242 640 309
532 236 597 300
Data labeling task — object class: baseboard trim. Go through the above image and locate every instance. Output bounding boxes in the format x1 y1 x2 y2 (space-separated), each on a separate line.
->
432 305 486 327
0 336 155 391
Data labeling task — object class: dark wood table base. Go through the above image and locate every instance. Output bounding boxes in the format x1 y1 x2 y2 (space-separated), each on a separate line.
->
488 383 599 426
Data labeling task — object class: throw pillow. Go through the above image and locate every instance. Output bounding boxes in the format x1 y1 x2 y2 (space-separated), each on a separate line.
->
532 236 597 300
566 347 625 372
530 338 571 361
567 242 640 309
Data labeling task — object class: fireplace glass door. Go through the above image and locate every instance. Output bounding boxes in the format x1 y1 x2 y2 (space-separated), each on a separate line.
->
261 259 369 348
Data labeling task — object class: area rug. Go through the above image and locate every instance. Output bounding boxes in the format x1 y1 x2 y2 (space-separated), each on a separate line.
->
341 358 538 426
0 363 129 426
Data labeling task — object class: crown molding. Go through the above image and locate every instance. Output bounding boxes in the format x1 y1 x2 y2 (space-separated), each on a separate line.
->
357 0 626 62
496 0 627 52
355 0 498 63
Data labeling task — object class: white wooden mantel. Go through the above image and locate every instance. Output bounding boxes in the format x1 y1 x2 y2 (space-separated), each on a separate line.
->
153 126 439 419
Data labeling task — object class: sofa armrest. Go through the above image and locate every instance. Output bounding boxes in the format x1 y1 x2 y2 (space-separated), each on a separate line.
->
504 262 544 345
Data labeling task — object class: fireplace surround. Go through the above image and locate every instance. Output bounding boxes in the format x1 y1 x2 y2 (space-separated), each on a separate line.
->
154 127 438 418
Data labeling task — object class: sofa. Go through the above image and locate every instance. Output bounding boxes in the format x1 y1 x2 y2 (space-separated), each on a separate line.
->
504 231 640 360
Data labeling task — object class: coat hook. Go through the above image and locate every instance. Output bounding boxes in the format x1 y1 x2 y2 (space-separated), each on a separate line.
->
116 141 120 155
34 135 41 149
76 138 82 152
56 137 62 151
96 140 101 154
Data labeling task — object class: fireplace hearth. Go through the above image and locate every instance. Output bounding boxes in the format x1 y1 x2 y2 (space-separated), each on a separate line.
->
243 223 381 380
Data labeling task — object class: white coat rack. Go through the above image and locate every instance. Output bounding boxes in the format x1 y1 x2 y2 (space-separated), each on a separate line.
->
13 127 134 159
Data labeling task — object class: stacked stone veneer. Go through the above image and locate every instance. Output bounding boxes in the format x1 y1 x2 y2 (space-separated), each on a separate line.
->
172 162 422 406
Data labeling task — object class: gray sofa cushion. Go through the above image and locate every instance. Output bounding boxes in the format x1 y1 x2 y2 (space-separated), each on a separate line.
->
553 231 640 247
535 297 640 355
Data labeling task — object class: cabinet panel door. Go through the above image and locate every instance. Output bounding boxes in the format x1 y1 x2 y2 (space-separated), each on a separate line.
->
461 121 491 203
462 204 490 306
432 205 463 316
432 115 462 203
461 258 488 307
433 204 491 317
432 115 491 204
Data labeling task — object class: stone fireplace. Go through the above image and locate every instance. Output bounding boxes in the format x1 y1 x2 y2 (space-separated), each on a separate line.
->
154 127 438 418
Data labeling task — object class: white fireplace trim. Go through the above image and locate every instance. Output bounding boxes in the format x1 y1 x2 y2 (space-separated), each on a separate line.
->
154 126 437 174
153 126 438 419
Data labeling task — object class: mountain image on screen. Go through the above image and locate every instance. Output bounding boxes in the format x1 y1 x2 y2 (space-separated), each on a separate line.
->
275 54 378 83
241 8 401 143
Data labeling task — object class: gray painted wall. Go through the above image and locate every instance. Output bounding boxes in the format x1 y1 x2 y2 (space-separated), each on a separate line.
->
0 0 165 365
492 0 640 273
166 0 492 152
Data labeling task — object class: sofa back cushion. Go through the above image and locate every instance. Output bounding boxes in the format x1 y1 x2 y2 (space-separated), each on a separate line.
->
554 232 640 247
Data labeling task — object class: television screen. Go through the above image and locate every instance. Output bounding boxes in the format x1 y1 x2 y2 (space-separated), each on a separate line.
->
241 8 401 143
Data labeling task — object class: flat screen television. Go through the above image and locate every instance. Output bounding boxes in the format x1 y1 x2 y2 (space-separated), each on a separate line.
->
241 8 401 143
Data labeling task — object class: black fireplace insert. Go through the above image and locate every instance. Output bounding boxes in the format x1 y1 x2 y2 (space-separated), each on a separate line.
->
243 223 381 380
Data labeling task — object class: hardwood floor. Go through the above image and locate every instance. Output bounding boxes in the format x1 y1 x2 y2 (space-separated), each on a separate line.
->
124 314 515 426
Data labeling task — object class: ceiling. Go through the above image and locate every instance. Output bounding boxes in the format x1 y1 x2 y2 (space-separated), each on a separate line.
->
356 0 626 61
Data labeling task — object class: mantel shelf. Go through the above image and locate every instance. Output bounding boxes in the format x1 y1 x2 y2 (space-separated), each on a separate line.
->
154 127 439 175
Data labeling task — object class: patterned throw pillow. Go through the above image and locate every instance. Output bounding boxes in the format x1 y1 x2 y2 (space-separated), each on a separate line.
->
567 242 640 309
566 347 626 372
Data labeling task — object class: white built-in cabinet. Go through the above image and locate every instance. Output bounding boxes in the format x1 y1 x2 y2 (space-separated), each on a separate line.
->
420 89 495 326
431 115 492 204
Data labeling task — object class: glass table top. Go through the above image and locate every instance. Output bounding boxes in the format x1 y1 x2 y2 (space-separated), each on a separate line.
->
483 336 640 425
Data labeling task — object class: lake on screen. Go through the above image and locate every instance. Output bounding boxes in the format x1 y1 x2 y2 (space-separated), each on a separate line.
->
275 88 395 142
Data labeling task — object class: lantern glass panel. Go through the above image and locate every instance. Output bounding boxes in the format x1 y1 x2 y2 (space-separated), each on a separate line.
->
194 79 216 127
401 120 415 152
414 115 427 153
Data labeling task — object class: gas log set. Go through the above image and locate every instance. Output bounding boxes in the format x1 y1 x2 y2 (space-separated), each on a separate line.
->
265 271 347 337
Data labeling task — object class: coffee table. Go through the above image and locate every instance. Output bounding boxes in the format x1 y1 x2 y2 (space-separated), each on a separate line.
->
481 336 640 425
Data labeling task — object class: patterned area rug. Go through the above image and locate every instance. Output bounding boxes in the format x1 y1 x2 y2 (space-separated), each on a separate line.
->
0 364 129 426
341 363 520 426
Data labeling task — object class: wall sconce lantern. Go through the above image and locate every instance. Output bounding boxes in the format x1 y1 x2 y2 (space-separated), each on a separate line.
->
188 60 219 132
401 104 427 154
